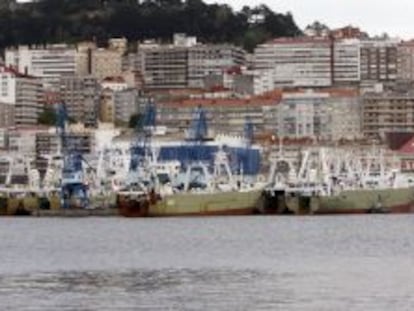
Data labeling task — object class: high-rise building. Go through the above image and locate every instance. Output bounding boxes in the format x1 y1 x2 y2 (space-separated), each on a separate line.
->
397 40 414 81
5 44 77 90
114 89 139 125
60 75 100 127
360 39 399 83
254 37 333 88
362 92 414 139
75 42 96 76
0 65 43 127
333 39 361 84
275 89 361 141
138 35 245 89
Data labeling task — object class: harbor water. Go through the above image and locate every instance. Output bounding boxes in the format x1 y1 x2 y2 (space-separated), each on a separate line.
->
1 215 414 310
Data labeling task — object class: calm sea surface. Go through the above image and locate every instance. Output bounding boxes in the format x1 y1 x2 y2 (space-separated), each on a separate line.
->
1 215 414 310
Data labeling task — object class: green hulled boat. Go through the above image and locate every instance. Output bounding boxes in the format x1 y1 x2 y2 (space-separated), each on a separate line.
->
285 187 414 215
148 189 263 216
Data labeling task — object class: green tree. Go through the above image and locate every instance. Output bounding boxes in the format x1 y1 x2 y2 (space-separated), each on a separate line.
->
37 106 57 126
128 113 143 129
0 0 301 51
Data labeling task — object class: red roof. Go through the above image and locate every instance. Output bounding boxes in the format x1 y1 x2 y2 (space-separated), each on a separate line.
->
0 64 36 79
160 97 278 108
398 136 414 153
102 76 126 83
267 37 332 45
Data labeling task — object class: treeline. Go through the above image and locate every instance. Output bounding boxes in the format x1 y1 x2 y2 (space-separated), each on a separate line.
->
0 0 301 52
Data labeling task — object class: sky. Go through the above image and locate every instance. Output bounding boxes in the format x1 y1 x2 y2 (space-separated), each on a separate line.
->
204 0 414 39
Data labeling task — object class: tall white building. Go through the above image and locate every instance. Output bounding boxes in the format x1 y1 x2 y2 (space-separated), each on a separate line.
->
0 65 43 127
276 89 361 141
5 44 77 90
254 37 333 88
333 39 361 84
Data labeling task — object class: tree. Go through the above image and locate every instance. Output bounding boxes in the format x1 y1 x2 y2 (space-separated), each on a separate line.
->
37 106 57 126
128 113 143 129
0 0 301 51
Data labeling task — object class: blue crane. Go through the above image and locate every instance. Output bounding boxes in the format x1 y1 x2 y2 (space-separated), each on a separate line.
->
129 99 156 172
188 106 208 142
244 115 254 145
56 103 89 209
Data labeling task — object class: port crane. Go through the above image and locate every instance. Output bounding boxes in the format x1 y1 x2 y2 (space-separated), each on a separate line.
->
127 99 157 186
56 102 89 209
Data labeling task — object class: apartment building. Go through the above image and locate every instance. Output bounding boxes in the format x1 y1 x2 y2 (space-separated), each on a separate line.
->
0 103 14 128
138 34 245 89
360 39 399 83
99 86 139 125
254 36 403 89
333 39 361 84
114 89 139 125
187 45 245 88
397 40 414 81
157 97 279 135
91 48 124 81
108 38 128 55
36 131 93 155
0 65 43 127
275 89 361 141
60 75 100 127
76 41 96 76
143 46 188 89
99 88 115 123
362 92 414 139
8 129 39 156
5 44 77 90
254 37 333 88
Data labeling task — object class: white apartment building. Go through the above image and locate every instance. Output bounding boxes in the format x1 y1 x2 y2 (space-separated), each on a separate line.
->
275 90 361 141
0 65 43 127
254 37 333 88
187 45 246 88
5 44 77 90
8 129 38 156
333 39 361 83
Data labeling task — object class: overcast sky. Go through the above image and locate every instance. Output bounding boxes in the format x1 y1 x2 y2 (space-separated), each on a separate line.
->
204 0 414 39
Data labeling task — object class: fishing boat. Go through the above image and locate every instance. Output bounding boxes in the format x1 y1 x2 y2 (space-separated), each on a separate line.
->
150 147 264 216
282 147 414 214
117 147 264 217
116 102 265 217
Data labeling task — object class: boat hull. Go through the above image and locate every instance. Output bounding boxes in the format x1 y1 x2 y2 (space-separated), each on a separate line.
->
117 193 150 217
286 187 414 215
119 189 263 217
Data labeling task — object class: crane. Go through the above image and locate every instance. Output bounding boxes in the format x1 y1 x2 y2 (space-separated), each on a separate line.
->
56 102 89 209
127 99 157 186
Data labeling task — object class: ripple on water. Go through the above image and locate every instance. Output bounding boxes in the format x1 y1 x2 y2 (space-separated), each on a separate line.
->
0 216 414 310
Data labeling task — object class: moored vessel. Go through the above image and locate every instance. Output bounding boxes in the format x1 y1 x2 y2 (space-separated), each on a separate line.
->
283 147 414 214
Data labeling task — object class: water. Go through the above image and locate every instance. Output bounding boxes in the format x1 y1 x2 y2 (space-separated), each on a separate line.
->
1 215 414 310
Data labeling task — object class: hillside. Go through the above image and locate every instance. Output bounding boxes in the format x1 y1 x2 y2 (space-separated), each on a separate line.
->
0 0 301 51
